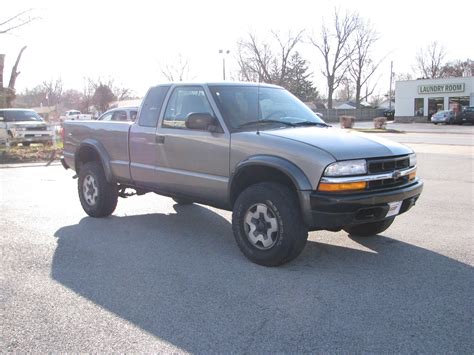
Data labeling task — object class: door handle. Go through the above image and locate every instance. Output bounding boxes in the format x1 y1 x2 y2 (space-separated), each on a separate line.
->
156 135 165 144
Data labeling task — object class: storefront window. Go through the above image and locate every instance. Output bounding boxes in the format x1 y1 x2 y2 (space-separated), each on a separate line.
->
414 98 424 116
449 96 469 115
428 97 444 118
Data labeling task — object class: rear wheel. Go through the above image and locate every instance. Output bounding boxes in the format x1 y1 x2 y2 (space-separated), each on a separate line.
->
232 182 308 266
344 217 395 237
78 161 118 217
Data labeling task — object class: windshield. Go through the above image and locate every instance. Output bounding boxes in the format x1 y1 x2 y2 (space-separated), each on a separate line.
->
5 110 44 122
209 85 325 131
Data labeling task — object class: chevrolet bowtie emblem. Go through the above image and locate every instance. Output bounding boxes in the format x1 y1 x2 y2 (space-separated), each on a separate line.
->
392 170 401 179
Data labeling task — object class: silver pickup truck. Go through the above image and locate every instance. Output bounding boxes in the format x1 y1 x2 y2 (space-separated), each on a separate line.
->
62 82 423 266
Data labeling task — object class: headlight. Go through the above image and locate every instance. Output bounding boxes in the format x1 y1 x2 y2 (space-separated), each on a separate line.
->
324 159 367 176
409 153 417 167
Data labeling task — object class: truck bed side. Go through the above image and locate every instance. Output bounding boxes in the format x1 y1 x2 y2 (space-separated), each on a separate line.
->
63 120 133 182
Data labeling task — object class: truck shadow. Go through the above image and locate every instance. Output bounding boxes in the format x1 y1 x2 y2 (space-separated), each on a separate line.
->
52 204 473 353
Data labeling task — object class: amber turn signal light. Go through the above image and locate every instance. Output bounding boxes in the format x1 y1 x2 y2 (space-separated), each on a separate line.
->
408 170 417 181
318 181 367 192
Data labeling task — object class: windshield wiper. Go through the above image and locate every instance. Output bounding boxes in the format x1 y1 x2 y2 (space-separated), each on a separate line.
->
292 121 331 127
238 119 296 129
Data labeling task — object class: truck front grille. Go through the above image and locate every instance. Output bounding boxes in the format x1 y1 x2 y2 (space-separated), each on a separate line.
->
26 126 47 131
368 156 409 174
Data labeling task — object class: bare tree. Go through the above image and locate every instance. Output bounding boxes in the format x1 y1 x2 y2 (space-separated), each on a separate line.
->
41 78 63 106
335 76 354 102
347 20 383 108
1 9 39 107
415 41 447 79
310 9 360 108
236 30 304 85
160 54 191 82
1 45 27 107
441 59 473 78
0 9 39 34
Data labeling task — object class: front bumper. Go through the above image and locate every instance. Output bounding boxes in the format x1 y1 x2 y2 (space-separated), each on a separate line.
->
300 180 423 230
10 133 54 143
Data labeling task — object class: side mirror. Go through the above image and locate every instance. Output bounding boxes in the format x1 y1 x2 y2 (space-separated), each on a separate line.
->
185 113 221 132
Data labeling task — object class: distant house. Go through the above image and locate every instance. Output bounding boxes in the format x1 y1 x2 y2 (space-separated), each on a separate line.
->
334 101 372 109
377 100 395 110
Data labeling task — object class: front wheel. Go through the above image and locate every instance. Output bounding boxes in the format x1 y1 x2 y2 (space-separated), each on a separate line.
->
78 161 118 217
344 217 395 237
232 182 308 266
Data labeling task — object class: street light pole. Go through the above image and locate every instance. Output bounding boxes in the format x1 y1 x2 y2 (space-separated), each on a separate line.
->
219 49 230 80
389 61 393 111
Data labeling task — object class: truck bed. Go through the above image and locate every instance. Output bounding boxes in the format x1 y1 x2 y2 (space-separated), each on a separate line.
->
63 120 133 181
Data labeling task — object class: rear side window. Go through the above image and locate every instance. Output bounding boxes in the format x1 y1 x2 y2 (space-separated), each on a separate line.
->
130 110 138 121
139 85 170 127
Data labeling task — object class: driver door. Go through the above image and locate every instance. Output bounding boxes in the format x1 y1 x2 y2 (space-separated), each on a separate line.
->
155 86 230 205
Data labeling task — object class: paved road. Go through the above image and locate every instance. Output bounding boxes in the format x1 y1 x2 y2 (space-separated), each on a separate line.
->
1 135 473 352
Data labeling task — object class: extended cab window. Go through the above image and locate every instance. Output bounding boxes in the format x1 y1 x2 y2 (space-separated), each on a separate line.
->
139 85 170 127
111 110 127 121
99 112 113 121
162 86 214 129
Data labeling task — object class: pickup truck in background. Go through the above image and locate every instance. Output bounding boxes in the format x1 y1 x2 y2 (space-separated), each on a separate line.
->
61 110 93 121
62 82 423 266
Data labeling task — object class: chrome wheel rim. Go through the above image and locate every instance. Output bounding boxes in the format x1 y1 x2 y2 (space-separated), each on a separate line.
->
244 203 279 250
82 174 99 206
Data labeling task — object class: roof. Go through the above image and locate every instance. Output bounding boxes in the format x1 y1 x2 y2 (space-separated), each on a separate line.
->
153 81 283 89
0 108 36 111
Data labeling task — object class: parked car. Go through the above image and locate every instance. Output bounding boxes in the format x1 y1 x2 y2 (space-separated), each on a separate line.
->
61 110 93 121
431 110 455 125
383 108 395 120
62 82 423 266
0 117 7 145
97 107 138 122
458 106 474 124
0 109 55 146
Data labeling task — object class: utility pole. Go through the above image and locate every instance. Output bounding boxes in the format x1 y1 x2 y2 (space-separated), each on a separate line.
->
389 61 393 111
219 49 230 80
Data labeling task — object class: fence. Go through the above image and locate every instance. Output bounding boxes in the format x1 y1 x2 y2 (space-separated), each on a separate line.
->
317 108 386 123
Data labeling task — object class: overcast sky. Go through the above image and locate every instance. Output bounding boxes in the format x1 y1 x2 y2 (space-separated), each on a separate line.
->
2 0 473 98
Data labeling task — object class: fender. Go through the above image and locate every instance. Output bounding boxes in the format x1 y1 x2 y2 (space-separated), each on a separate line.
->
229 155 314 225
75 139 114 183
229 155 312 194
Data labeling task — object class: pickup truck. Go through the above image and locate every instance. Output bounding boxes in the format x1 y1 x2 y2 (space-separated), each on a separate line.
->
62 82 423 266
61 110 93 121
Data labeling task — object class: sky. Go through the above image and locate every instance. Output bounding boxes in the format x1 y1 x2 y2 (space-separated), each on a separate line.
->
1 0 473 99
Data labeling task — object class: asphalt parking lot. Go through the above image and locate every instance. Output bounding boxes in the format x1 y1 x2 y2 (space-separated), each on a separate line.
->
1 129 473 353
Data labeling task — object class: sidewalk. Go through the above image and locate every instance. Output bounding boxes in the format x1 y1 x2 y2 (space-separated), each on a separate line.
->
353 121 474 135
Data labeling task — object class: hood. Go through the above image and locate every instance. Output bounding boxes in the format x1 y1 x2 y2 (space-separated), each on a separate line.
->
10 121 47 127
261 127 412 160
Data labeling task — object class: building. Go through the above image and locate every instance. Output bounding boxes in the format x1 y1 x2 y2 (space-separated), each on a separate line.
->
395 76 474 120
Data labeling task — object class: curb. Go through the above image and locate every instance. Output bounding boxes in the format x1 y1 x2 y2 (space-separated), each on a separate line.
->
0 161 61 169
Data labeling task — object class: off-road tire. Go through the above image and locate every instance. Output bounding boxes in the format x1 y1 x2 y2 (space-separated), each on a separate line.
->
78 161 118 217
232 182 308 266
172 197 194 205
344 217 395 237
